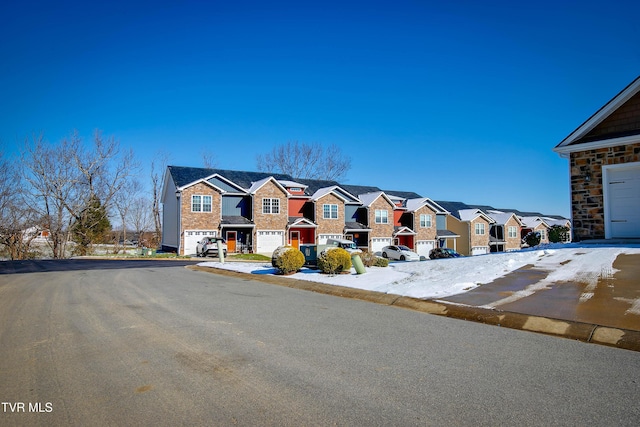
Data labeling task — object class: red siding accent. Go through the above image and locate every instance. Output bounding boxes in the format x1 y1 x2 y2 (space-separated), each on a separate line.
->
288 199 307 217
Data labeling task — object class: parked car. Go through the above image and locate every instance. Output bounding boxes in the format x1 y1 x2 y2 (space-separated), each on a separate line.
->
381 245 420 261
196 237 228 257
429 247 462 259
325 238 362 254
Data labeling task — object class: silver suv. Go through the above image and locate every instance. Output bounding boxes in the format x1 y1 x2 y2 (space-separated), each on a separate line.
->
196 237 228 257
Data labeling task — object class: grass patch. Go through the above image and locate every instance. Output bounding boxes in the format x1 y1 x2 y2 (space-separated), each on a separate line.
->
228 253 271 261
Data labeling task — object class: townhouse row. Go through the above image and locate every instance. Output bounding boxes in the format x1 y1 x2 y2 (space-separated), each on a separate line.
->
161 166 570 256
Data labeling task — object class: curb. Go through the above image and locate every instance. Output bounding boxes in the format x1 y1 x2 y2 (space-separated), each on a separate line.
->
187 265 640 352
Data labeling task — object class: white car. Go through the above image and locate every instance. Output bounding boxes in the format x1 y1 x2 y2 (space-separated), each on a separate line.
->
196 237 228 257
381 245 420 261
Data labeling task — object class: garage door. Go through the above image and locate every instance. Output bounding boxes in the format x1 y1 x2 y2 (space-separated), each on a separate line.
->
371 237 392 253
416 240 435 257
256 231 284 254
184 230 218 256
606 164 640 238
471 246 488 256
318 234 343 244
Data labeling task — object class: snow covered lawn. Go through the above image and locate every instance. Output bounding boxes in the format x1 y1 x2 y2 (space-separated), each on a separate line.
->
198 244 640 300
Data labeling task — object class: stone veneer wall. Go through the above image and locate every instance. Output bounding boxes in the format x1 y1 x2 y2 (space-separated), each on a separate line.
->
315 193 345 236
368 197 395 246
569 142 640 240
180 183 222 254
413 206 437 242
469 217 490 250
252 181 289 239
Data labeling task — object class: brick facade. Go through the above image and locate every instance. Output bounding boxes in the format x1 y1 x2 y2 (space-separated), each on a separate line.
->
315 193 345 236
504 216 522 251
469 217 490 250
252 180 289 231
569 143 640 240
180 182 222 253
368 196 395 244
413 205 437 242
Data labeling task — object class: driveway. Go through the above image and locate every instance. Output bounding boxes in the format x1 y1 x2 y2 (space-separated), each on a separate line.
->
440 253 640 332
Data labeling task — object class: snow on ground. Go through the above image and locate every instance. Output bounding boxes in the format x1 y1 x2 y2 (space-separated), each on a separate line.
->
198 244 640 300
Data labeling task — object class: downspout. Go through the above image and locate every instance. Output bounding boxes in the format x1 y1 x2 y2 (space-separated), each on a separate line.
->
175 189 181 255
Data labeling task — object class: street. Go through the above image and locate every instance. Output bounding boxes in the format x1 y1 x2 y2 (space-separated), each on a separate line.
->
1 260 639 426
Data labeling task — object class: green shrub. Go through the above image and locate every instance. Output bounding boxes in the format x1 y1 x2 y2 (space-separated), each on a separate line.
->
274 247 305 275
360 251 389 267
374 257 389 267
318 248 352 275
524 231 541 248
548 225 570 243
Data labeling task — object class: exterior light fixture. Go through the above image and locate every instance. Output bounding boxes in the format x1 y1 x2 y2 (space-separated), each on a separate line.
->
584 170 591 183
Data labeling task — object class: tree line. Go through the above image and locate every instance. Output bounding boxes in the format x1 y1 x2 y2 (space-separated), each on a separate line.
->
0 131 163 259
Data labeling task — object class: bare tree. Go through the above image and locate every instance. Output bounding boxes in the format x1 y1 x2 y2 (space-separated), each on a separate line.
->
0 148 40 259
129 197 153 247
201 149 217 169
22 131 138 258
255 141 351 181
150 151 168 249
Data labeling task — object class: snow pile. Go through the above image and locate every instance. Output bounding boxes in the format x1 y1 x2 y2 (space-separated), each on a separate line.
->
199 244 640 300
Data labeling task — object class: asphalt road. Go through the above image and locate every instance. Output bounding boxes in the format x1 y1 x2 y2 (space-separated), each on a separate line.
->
1 260 639 426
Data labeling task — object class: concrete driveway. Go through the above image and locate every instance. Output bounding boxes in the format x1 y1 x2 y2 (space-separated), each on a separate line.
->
439 253 640 332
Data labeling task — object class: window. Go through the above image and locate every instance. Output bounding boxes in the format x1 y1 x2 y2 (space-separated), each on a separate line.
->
323 204 338 219
420 214 432 228
508 226 517 238
539 229 546 240
262 198 280 214
475 223 485 235
375 209 389 224
192 195 212 212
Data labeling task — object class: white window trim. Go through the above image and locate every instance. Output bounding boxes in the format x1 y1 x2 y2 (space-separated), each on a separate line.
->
508 226 517 238
323 204 338 219
475 223 485 235
191 195 212 213
375 209 389 224
262 198 280 214
420 214 432 228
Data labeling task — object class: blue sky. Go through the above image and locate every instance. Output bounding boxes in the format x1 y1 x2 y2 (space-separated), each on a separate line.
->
2 0 640 217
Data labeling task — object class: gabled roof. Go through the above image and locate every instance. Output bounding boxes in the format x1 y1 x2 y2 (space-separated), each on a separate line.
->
358 191 395 208
168 166 294 191
486 211 524 227
393 226 416 236
248 176 288 194
310 185 360 204
458 208 495 223
288 217 317 227
554 75 640 156
405 198 448 214
519 216 550 229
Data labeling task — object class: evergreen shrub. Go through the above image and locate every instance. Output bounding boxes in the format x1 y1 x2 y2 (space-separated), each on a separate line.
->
318 248 352 275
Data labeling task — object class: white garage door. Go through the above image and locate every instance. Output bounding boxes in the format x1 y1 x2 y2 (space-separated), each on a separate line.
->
256 231 284 254
184 230 218 256
318 234 343 244
606 164 640 238
471 246 488 256
416 240 435 257
371 237 392 253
